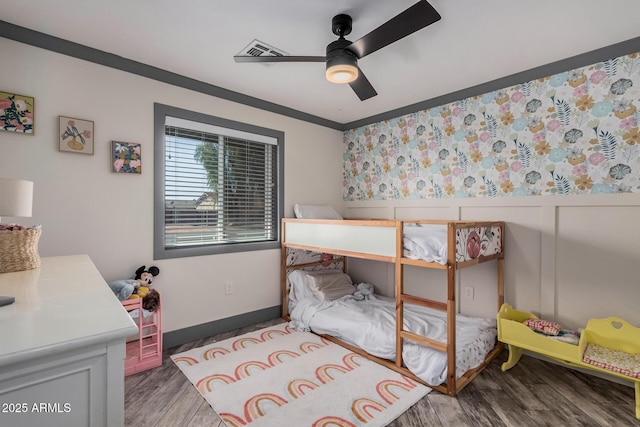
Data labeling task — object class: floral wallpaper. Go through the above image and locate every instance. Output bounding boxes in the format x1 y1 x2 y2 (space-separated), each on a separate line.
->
343 51 640 200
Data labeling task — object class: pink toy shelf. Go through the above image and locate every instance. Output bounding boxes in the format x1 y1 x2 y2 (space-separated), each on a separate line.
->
121 292 162 376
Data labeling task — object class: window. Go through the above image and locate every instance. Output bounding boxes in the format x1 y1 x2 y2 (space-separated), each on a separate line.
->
154 103 283 259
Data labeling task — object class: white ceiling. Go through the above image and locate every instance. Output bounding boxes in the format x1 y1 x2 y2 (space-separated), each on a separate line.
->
3 0 640 125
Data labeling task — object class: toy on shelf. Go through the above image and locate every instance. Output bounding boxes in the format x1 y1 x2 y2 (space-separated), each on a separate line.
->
108 264 163 375
108 265 159 302
497 303 640 420
121 291 162 376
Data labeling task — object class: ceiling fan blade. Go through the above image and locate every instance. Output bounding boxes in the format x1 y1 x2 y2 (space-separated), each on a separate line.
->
347 1 441 59
234 55 325 63
349 67 377 101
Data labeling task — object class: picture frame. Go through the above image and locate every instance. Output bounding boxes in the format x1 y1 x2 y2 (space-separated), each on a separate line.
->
111 141 141 174
0 91 35 135
59 116 94 154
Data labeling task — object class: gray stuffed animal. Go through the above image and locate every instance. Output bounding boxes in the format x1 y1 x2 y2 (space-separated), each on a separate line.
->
353 282 374 300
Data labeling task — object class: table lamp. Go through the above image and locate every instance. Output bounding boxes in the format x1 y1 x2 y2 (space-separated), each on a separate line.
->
0 178 39 275
0 178 33 224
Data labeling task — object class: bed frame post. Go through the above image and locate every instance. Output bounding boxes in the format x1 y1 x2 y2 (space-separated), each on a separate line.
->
395 220 404 369
447 222 457 396
498 223 505 310
281 219 288 319
498 258 505 310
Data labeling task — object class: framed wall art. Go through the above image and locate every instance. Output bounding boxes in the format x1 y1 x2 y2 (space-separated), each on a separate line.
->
59 116 94 154
111 141 141 174
0 91 35 135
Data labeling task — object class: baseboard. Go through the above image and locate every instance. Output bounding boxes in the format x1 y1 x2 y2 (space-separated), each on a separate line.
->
163 305 281 349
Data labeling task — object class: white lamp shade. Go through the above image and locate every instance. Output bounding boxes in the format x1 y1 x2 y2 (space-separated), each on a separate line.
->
0 178 34 218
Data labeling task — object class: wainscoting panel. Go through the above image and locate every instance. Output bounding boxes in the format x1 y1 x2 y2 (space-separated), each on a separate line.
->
461 206 543 319
556 205 640 328
395 206 456 220
345 193 639 327
345 206 394 219
347 257 395 296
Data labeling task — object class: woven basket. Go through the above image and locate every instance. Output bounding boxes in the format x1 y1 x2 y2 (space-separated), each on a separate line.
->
0 228 41 273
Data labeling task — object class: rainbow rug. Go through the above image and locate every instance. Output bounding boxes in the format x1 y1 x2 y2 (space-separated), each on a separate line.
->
171 323 430 426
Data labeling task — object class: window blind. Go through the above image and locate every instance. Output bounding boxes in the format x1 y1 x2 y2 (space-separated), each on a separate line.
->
163 123 277 250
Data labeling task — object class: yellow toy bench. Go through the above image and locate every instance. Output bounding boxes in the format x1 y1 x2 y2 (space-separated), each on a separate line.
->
497 303 640 419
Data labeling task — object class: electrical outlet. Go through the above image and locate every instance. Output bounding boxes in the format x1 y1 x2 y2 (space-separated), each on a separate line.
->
225 281 233 295
463 286 474 300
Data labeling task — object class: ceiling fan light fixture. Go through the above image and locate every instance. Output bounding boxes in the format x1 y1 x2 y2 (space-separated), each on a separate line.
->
325 49 358 84
326 63 358 83
235 2 441 99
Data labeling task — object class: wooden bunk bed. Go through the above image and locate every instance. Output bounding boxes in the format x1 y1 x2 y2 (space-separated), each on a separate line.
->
281 218 505 397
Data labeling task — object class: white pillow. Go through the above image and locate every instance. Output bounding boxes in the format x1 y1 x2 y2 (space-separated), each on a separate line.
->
305 271 354 301
287 269 319 306
293 204 343 220
287 269 353 308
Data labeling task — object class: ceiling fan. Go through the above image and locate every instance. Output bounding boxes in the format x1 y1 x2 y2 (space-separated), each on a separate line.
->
234 1 441 101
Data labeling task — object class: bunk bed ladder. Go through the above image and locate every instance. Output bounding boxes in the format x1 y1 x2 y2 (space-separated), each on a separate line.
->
395 221 459 396
138 315 161 360
394 220 506 397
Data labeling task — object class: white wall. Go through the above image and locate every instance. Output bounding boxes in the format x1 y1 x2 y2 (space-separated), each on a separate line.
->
345 194 640 330
0 38 343 333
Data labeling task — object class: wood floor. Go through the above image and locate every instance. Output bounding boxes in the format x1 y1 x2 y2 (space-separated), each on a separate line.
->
125 318 639 426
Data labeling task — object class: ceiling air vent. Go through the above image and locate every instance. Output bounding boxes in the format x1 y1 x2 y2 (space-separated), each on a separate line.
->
237 39 288 67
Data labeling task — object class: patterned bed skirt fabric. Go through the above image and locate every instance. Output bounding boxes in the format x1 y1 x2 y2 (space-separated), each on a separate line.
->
582 343 640 379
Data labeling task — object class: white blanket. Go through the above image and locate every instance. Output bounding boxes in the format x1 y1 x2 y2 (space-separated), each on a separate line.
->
290 294 496 385
403 223 448 264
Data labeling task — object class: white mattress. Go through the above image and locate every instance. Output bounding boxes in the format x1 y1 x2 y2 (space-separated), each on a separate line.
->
289 293 497 386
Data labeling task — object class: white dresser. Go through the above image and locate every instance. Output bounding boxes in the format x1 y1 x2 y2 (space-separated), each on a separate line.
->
0 255 138 427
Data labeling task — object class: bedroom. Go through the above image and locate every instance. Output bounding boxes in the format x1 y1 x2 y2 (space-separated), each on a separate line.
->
0 1 639 426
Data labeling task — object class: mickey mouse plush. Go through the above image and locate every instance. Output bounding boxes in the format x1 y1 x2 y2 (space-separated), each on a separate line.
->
133 265 159 298
108 265 160 301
